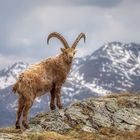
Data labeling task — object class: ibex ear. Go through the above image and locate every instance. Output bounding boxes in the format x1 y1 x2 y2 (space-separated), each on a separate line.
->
61 48 65 53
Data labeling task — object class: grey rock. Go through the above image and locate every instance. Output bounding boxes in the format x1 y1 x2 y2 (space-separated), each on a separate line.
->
117 123 137 131
113 108 140 130
105 99 119 113
30 110 71 134
64 105 89 125
92 113 112 128
29 94 140 133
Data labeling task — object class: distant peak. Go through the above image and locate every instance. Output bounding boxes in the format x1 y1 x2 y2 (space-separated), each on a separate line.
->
107 41 123 46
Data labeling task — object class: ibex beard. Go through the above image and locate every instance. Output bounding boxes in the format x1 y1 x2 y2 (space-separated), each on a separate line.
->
12 32 86 129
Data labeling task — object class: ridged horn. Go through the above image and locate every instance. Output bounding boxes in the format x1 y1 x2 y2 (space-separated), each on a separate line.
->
72 33 86 49
47 32 69 49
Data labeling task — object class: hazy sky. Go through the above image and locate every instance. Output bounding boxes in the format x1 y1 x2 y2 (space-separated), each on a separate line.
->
0 0 140 68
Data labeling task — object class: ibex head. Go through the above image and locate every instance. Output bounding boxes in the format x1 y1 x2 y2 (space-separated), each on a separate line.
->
47 32 86 63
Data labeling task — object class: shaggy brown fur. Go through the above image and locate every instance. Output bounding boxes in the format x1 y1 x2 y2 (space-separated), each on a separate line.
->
12 32 86 129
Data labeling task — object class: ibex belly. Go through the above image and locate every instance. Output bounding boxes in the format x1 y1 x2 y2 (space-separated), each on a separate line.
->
36 78 53 97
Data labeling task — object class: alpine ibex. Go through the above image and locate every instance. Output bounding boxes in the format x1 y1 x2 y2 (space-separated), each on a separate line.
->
12 32 86 129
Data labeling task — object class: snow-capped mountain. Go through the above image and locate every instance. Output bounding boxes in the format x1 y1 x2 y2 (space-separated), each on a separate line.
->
63 42 140 100
1 41 140 126
0 62 28 89
78 42 140 93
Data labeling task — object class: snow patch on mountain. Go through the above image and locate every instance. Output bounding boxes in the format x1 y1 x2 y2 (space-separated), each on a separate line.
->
0 62 28 89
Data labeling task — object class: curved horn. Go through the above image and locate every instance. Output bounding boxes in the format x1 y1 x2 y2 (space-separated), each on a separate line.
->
47 32 69 49
72 33 86 49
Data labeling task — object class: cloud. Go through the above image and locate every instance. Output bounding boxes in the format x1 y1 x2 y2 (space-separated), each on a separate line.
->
47 0 123 7
0 0 140 68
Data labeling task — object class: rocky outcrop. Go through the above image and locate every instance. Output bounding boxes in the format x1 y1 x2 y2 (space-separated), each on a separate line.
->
0 93 140 140
29 93 140 133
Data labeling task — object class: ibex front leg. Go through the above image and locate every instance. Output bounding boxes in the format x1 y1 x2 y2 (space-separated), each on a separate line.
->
50 87 56 110
55 86 62 109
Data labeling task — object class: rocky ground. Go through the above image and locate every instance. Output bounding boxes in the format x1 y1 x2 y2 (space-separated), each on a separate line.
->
0 93 140 140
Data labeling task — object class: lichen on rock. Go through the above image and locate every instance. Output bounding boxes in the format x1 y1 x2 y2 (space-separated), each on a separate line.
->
29 93 140 133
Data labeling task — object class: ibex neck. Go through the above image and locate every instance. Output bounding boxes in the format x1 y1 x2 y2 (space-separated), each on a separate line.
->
56 54 72 74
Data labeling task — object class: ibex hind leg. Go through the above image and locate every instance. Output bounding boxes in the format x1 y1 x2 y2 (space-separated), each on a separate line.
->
15 96 25 129
22 97 34 129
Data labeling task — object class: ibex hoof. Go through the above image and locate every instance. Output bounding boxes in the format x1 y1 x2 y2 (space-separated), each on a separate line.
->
50 105 56 110
15 124 21 129
58 105 63 109
22 121 30 129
